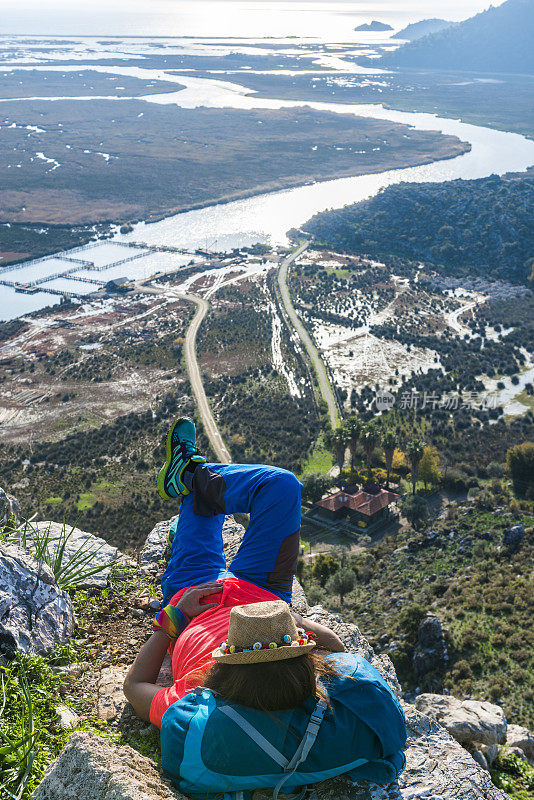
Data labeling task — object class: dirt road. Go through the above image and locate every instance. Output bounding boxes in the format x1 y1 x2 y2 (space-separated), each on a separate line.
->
133 277 232 462
446 300 476 336
175 291 232 463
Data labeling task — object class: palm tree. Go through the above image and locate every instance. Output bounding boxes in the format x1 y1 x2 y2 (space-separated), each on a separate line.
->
407 439 425 494
382 430 397 488
328 426 347 474
361 424 379 483
343 416 361 473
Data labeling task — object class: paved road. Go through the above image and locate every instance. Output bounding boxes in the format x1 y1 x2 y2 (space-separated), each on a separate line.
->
277 243 340 429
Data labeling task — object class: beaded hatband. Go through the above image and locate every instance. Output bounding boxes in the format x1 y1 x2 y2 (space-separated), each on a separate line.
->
218 627 316 656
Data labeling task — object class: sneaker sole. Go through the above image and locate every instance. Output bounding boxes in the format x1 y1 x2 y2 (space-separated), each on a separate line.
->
157 418 191 500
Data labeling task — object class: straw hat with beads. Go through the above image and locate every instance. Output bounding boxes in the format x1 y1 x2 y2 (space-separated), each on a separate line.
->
212 600 316 665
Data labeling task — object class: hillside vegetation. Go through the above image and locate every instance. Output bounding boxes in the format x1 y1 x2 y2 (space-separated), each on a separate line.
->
302 174 534 284
382 0 534 74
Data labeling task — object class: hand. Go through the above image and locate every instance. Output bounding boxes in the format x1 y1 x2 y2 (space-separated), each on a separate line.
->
176 581 223 619
291 611 345 653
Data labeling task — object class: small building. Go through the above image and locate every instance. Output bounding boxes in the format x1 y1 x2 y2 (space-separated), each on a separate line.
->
105 277 129 293
312 487 400 530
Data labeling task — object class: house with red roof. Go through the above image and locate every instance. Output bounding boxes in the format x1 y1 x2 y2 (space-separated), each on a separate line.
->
311 486 400 531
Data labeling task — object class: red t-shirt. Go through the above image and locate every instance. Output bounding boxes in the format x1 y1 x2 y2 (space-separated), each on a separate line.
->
150 577 279 728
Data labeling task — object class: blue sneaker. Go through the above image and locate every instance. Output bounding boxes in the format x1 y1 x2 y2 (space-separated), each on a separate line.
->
157 417 206 499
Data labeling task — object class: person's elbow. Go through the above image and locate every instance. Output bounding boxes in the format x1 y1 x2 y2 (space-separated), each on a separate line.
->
123 673 132 700
122 672 161 723
330 635 345 653
123 669 136 702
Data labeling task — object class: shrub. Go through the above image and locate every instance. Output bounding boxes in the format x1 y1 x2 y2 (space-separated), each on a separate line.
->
0 660 36 799
311 553 340 587
301 472 334 503
490 748 534 798
397 604 427 643
488 461 505 478
401 495 429 529
506 442 534 498
451 659 472 680
326 567 356 606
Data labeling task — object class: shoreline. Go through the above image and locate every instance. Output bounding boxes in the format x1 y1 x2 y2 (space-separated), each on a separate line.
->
0 133 471 239
142 138 471 225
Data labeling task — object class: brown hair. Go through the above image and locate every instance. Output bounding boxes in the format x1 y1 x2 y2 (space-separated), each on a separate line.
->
201 651 340 712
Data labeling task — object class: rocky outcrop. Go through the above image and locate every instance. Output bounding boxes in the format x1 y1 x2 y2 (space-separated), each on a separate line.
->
0 542 74 655
503 523 525 553
0 486 20 525
415 693 507 747
33 732 186 800
35 627 510 800
139 516 178 574
412 613 448 688
506 723 534 765
310 703 509 799
33 521 121 588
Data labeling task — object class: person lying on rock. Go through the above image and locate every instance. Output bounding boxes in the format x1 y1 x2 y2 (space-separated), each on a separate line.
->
124 417 406 799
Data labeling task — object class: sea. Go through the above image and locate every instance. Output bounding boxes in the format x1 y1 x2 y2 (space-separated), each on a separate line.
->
1 1 502 39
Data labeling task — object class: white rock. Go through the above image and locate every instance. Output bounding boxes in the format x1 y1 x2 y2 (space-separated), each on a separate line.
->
506 723 534 765
139 516 178 574
0 543 74 654
478 743 500 767
32 521 120 588
415 693 507 746
471 749 489 771
0 486 20 525
54 704 80 730
96 666 129 722
33 732 186 800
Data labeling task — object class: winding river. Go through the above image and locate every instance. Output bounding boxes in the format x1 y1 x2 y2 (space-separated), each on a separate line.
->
2 64 534 319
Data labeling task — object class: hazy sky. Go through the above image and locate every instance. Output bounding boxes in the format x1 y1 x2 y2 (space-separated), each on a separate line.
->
0 0 508 37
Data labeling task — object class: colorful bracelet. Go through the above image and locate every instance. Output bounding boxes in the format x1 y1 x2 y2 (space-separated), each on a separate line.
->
153 604 189 640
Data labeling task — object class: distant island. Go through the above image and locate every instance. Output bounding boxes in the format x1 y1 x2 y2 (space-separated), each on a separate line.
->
381 0 534 74
354 20 393 32
392 18 452 41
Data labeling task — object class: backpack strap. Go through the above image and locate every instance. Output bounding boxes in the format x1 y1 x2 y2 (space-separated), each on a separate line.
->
272 699 328 800
219 698 327 800
286 699 328 771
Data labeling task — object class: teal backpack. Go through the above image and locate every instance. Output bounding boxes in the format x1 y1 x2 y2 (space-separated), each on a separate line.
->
160 653 406 800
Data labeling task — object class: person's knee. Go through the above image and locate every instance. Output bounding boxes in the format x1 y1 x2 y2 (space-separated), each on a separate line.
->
268 468 302 498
